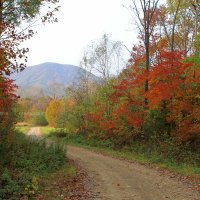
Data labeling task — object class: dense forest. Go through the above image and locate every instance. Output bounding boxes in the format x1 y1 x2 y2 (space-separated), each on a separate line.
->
0 0 200 199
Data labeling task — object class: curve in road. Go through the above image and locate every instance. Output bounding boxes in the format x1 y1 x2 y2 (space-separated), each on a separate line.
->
67 145 199 200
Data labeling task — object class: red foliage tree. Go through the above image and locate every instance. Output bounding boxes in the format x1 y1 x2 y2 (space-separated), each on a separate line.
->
0 76 17 111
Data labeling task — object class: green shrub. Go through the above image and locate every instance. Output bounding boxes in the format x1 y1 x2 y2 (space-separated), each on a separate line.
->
143 109 171 142
32 113 48 126
0 169 20 199
55 128 68 137
46 128 68 138
0 110 16 138
0 131 66 199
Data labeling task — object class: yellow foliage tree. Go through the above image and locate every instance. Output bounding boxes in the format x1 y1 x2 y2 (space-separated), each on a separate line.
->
45 99 62 127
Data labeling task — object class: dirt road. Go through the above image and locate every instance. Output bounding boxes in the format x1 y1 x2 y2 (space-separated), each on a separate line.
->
67 145 199 200
27 127 42 137
27 128 199 200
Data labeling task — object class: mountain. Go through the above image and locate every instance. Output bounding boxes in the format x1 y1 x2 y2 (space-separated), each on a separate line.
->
10 62 99 97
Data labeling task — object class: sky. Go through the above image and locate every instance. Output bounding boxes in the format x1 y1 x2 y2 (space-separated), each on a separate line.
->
22 0 138 67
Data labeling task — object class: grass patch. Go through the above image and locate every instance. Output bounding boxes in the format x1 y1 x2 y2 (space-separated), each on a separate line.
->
0 130 66 199
40 126 56 136
37 164 76 200
15 126 31 134
41 127 69 138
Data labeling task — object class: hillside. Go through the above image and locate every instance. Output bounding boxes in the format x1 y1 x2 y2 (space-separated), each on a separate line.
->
10 62 98 97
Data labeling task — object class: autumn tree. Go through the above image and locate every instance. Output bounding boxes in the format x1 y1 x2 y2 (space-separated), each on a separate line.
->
0 76 17 137
80 34 126 123
55 99 76 132
130 0 160 106
0 0 59 75
45 99 61 127
56 1 200 164
65 82 93 134
81 34 126 82
157 0 199 54
0 0 59 138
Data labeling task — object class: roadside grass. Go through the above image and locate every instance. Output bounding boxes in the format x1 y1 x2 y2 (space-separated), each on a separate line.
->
68 138 200 177
41 127 200 179
0 130 67 199
36 164 77 200
40 126 56 136
15 125 54 136
15 126 31 134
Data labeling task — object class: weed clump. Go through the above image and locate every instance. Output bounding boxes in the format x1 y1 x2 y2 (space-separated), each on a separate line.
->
0 130 66 199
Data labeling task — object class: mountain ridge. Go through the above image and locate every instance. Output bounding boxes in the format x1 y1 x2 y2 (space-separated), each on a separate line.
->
10 62 98 97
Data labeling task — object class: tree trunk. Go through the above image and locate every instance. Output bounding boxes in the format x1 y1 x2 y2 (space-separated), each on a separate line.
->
0 0 3 34
145 33 150 106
